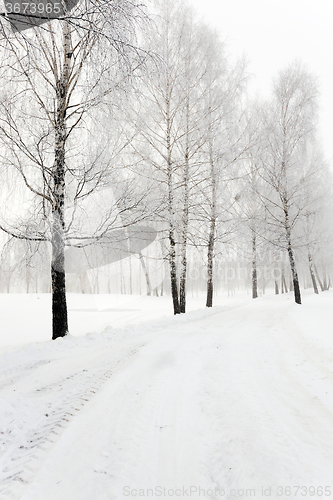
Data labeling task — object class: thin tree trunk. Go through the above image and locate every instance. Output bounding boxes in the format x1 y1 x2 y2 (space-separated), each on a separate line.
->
7 268 11 293
281 266 285 293
167 168 180 313
252 230 258 299
51 21 71 339
166 85 180 314
206 217 215 307
51 205 68 338
289 277 294 291
139 252 152 296
179 139 189 313
129 255 133 295
283 199 301 304
287 244 301 303
308 252 319 294
26 261 30 293
80 271 90 293
95 271 100 294
120 258 125 294
323 269 329 291
273 255 279 294
179 245 187 312
206 132 217 308
169 227 180 314
313 262 325 292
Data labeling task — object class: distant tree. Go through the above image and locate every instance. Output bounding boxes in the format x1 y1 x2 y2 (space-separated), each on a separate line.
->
231 104 266 301
184 33 248 309
297 145 333 294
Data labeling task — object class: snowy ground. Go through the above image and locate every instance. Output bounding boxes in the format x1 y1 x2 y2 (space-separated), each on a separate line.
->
1 290 333 500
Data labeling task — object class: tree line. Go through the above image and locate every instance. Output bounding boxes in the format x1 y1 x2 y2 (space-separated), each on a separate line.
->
0 0 331 339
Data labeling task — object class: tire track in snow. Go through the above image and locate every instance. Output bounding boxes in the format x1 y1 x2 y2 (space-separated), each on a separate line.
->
2 297 333 500
0 306 231 500
13 326 214 500
85 336 208 495
0 339 148 500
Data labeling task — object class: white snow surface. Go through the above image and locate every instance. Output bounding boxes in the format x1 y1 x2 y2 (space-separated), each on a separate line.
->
0 291 333 500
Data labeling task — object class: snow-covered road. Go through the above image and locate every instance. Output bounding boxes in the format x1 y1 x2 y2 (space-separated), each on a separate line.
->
1 293 333 500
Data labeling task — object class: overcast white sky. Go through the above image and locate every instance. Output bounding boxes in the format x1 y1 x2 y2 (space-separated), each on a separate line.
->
189 0 333 163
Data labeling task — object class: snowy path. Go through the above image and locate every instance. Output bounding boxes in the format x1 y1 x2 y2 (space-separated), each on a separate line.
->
1 294 333 499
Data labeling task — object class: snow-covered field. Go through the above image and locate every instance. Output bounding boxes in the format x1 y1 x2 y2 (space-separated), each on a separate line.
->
1 291 333 500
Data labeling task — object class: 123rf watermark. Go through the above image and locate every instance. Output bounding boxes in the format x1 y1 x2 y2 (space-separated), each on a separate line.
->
122 485 332 498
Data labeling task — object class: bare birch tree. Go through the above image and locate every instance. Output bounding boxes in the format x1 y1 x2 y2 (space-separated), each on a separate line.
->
259 62 318 305
0 1 149 338
200 58 248 308
129 0 212 314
